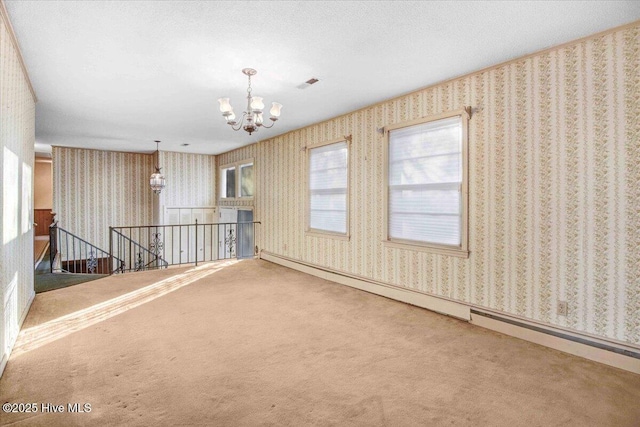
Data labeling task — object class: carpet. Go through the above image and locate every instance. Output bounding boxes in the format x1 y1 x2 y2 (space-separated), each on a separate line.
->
1 259 639 426
34 244 106 294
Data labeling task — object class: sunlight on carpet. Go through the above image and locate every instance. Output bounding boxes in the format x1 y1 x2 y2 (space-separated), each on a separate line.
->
12 259 238 357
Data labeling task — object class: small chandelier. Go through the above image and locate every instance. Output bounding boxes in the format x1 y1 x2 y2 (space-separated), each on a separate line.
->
218 68 282 135
150 140 166 195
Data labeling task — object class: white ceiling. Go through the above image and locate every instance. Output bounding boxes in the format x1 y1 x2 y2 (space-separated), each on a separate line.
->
6 1 640 156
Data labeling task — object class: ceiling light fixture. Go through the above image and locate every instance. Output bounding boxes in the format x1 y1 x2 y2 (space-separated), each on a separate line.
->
150 140 166 195
218 68 282 135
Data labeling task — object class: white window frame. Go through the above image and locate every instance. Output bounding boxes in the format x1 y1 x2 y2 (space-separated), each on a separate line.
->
305 137 350 240
383 108 470 258
219 158 255 201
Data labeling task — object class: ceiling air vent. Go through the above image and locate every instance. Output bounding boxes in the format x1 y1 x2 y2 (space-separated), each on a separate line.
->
297 77 320 89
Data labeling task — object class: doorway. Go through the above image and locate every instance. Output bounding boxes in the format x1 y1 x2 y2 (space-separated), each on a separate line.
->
34 156 53 268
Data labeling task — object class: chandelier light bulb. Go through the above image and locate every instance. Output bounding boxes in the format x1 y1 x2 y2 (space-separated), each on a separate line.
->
218 98 232 113
270 102 282 118
250 96 264 111
256 112 264 125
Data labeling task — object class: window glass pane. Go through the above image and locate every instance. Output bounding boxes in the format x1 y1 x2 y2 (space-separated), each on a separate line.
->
310 191 347 211
389 187 460 215
240 164 254 197
388 116 462 246
389 213 460 245
309 141 348 234
389 154 460 185
309 167 348 190
222 167 235 198
310 210 347 234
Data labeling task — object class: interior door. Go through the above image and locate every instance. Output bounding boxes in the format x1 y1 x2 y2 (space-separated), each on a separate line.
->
165 208 181 265
191 209 204 263
203 208 217 261
179 209 192 263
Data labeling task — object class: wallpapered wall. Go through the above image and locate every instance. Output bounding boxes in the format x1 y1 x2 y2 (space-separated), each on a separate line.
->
158 151 216 208
0 12 36 373
53 147 154 251
52 149 218 247
217 23 640 346
217 146 257 209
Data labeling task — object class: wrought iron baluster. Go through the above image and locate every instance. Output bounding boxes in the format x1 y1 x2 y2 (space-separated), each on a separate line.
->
135 252 143 271
225 225 236 259
195 219 198 267
87 250 97 274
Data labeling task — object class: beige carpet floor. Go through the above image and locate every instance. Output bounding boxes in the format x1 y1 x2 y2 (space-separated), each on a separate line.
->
1 259 639 426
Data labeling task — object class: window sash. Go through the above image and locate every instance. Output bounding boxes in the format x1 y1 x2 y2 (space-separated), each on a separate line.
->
308 141 348 234
387 115 463 247
220 166 236 198
220 160 254 199
240 163 254 197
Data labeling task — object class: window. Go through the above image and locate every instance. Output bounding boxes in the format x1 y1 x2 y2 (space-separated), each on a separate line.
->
220 159 254 199
221 166 236 198
385 109 469 257
307 139 349 236
240 163 254 197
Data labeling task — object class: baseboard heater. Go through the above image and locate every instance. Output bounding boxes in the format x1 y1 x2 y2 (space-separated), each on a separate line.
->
471 309 640 360
469 309 640 374
260 251 640 375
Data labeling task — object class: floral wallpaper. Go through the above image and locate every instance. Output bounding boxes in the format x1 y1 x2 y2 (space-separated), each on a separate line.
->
158 151 216 208
218 23 640 346
53 147 154 251
0 9 36 372
53 149 219 249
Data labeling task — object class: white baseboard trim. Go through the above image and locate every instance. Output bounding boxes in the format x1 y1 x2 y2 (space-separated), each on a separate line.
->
260 251 640 375
261 251 470 321
0 291 35 378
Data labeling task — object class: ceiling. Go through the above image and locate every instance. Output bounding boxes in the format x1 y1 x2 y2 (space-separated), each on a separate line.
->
6 1 640 156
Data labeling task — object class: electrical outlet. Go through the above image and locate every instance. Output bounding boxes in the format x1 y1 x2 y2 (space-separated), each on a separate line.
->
557 300 568 317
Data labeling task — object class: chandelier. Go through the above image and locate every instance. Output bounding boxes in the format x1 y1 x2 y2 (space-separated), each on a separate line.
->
218 68 282 135
149 140 166 195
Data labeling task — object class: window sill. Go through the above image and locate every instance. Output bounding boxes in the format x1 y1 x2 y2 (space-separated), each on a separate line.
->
305 230 350 241
382 239 469 258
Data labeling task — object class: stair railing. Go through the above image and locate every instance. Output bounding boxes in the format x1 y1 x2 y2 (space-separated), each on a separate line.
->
49 221 123 274
109 220 260 274
109 228 169 274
